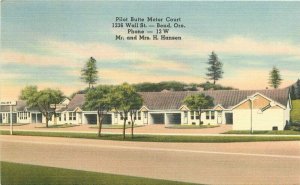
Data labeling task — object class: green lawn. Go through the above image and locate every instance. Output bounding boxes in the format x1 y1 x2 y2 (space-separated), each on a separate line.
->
166 124 219 129
1 161 196 185
1 130 300 143
224 130 300 135
90 124 144 129
0 123 29 126
36 123 79 128
291 100 300 123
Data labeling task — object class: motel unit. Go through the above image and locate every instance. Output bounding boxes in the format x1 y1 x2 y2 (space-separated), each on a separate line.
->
0 88 291 131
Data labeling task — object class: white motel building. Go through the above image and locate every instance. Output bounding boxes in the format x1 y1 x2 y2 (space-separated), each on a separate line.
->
0 88 291 131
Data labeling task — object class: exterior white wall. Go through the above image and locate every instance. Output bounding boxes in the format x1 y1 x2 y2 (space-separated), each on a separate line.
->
17 113 31 123
1 112 10 124
181 110 225 125
233 108 286 130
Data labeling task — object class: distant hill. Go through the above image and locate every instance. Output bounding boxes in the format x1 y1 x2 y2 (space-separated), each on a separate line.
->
133 81 237 92
70 81 237 98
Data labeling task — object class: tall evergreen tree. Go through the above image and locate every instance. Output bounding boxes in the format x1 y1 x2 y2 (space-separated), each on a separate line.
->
268 66 282 89
206 51 223 84
296 79 300 99
81 57 98 89
290 86 296 100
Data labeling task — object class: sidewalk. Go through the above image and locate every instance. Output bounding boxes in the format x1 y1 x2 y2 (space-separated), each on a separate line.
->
1 124 300 137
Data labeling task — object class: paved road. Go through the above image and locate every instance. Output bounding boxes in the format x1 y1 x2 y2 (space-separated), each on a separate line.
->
1 135 300 185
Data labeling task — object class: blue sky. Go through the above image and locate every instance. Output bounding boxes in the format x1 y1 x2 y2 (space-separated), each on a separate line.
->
1 1 300 99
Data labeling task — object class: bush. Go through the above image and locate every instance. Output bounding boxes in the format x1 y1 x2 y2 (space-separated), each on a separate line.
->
285 122 300 131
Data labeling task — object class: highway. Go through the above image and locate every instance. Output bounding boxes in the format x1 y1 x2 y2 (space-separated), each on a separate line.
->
1 135 300 184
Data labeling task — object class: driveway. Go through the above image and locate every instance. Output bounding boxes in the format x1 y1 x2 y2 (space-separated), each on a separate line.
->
0 123 232 135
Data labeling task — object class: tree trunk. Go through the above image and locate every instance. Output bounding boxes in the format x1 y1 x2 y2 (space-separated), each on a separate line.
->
130 112 134 139
45 112 49 128
199 110 202 125
123 117 127 140
97 111 102 137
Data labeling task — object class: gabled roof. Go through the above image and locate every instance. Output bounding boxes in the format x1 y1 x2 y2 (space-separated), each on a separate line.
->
66 94 85 111
0 100 27 112
139 88 289 110
57 88 290 112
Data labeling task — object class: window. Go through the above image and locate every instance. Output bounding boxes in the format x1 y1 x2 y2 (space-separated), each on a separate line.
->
211 111 215 120
69 112 76 120
206 111 210 120
190 111 194 119
138 111 141 120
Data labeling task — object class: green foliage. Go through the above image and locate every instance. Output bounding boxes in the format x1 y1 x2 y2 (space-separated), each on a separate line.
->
111 83 143 139
291 100 300 123
1 162 195 185
81 57 98 89
269 66 282 89
206 51 223 84
224 130 300 135
296 79 300 99
133 81 235 92
183 93 214 111
83 85 113 111
20 86 64 127
290 86 297 100
19 86 38 107
133 81 187 92
84 85 113 137
199 81 235 90
183 93 214 125
112 83 143 112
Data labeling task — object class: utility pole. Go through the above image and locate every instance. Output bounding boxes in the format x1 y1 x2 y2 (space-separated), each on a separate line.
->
248 96 257 134
0 101 17 135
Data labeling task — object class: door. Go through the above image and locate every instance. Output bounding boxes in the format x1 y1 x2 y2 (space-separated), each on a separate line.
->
8 113 17 123
217 111 222 124
31 113 36 123
143 111 148 124
225 113 233 124
183 111 188 124
0 114 2 124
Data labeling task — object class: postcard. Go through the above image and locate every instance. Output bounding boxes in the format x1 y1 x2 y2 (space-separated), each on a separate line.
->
1 1 300 185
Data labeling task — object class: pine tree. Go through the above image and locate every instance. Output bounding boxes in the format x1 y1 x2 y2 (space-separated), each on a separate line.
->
81 57 98 89
268 66 282 89
296 79 300 99
206 51 223 84
290 86 296 100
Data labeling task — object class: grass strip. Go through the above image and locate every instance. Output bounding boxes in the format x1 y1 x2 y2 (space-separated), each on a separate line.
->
0 161 197 185
1 130 300 143
224 130 300 135
165 125 219 129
